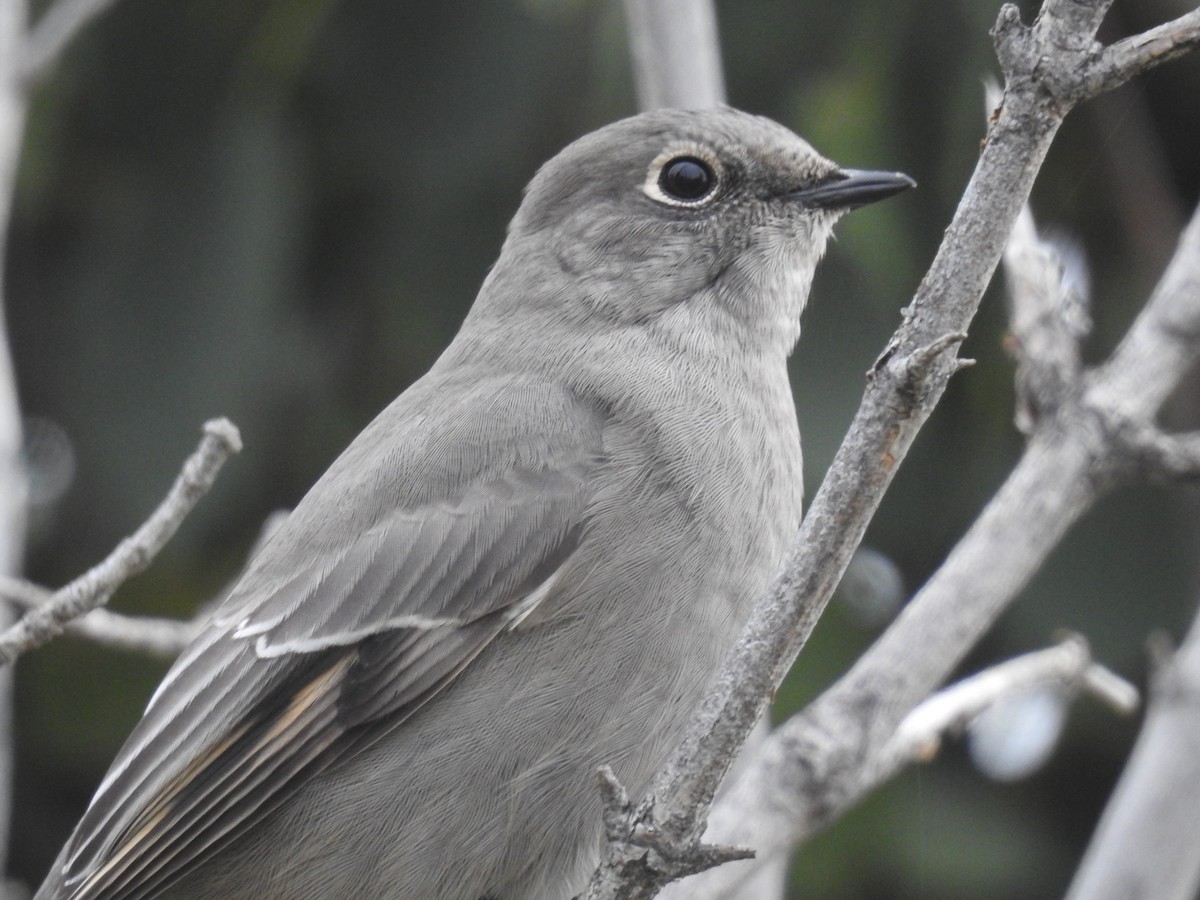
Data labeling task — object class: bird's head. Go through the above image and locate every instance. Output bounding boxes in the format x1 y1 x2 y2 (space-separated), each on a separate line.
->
482 107 912 355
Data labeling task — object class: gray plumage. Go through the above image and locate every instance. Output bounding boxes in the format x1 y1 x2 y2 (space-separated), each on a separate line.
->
36 107 912 900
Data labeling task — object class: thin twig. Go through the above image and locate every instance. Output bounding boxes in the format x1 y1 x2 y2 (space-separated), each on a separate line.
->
657 636 1137 900
1076 8 1200 102
0 575 198 658
0 419 241 665
888 637 1135 766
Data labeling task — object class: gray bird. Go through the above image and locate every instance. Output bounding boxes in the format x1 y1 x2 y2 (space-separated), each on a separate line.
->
36 107 912 900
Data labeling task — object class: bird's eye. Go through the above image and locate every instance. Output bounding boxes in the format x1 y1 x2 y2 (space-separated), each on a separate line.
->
658 156 716 202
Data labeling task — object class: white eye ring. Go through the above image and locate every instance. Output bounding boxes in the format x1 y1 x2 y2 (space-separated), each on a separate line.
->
642 144 724 207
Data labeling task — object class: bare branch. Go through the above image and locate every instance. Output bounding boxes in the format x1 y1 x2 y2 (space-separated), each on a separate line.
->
585 766 752 900
1066 601 1200 900
803 193 1200 837
1088 203 1200 422
622 0 726 110
0 419 241 665
0 575 198 658
888 637 1134 765
1076 8 1200 102
658 639 1137 900
0 503 284 659
994 3 1200 110
18 0 122 85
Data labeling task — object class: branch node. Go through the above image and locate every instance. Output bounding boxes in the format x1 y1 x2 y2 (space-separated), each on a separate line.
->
588 766 753 898
597 766 635 840
904 332 968 381
992 4 1030 79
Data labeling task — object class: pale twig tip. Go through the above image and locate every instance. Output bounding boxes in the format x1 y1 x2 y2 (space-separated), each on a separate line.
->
202 417 243 453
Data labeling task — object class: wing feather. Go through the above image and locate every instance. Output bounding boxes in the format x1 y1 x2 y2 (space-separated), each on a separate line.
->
55 379 604 900
91 653 352 900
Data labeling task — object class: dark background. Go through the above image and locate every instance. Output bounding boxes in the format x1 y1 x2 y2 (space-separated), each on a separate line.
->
6 0 1200 896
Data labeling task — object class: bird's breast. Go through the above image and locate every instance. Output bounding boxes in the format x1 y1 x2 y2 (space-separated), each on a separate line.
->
587 357 803 626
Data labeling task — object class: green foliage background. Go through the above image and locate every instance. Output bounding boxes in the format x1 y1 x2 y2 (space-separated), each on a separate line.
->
7 0 1200 896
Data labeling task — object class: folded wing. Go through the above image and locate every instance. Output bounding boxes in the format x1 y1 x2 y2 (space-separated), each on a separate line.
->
57 381 603 900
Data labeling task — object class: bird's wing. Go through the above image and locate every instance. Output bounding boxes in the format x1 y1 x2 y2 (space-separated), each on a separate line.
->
56 379 605 900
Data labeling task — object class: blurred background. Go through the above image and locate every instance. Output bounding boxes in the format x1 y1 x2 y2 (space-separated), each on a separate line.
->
5 0 1200 896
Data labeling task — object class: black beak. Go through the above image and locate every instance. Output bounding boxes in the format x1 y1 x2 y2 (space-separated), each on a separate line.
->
789 168 916 211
